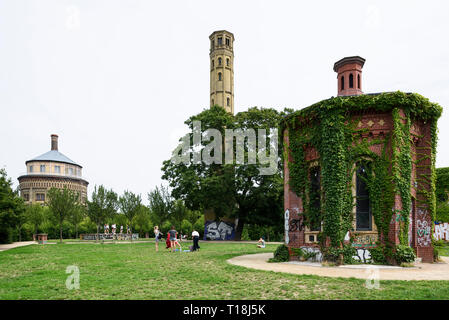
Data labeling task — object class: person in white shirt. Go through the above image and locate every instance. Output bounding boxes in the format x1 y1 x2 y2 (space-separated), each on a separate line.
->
192 230 200 251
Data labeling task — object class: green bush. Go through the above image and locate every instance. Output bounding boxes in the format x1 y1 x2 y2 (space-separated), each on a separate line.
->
193 216 204 238
181 219 193 236
394 245 416 264
269 244 289 262
369 246 387 264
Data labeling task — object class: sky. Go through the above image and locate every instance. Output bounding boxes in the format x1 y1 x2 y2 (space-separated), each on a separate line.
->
1 0 448 204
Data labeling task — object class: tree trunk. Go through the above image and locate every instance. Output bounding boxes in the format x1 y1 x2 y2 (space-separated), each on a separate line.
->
96 224 99 243
60 222 63 244
234 219 245 241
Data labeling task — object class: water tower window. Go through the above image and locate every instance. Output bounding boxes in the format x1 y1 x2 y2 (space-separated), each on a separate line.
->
227 98 230 106
358 74 361 89
349 74 354 88
226 38 230 46
341 76 345 90
226 58 230 66
218 57 222 66
212 99 214 106
218 72 222 81
218 37 222 45
40 165 46 172
212 60 214 68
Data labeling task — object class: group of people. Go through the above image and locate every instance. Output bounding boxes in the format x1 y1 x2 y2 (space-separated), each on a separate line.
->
104 224 131 235
153 226 201 253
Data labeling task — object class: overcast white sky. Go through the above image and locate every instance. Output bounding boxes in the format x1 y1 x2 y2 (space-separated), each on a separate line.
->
1 0 448 204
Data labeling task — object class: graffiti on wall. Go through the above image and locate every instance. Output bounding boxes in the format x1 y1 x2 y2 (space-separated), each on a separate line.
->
353 248 372 264
289 219 304 232
434 222 449 241
204 221 235 240
416 208 431 247
284 209 289 245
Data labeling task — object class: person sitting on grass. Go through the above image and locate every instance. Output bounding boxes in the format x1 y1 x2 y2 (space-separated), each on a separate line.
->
166 232 171 250
257 237 266 248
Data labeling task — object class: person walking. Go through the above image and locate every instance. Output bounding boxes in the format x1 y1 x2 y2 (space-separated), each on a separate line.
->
191 230 200 251
154 226 161 252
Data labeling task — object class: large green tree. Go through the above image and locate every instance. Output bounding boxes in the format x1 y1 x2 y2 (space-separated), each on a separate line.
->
46 187 80 243
162 106 290 240
148 185 173 228
87 185 118 242
0 169 25 243
26 203 45 237
118 190 142 239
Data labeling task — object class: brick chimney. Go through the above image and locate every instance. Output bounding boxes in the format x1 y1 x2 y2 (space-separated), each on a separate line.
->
334 56 365 96
51 134 58 151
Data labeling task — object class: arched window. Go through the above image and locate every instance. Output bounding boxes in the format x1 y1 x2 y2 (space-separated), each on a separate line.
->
227 97 230 106
356 162 372 231
349 74 354 88
357 74 361 89
226 58 230 66
341 76 345 90
212 99 214 106
218 57 222 66
218 72 222 81
310 166 321 231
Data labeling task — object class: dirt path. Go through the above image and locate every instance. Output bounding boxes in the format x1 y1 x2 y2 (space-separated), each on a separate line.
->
227 253 449 281
0 241 36 252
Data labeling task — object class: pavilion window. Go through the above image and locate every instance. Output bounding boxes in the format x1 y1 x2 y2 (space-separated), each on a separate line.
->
356 162 372 231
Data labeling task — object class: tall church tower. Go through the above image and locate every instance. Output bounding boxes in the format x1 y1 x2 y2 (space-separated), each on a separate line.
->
209 30 234 114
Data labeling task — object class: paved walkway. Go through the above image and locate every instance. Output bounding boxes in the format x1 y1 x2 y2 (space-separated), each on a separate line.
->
0 241 36 252
227 253 449 281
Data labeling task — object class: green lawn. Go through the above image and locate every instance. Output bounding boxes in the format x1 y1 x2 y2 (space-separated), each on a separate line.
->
0 242 448 300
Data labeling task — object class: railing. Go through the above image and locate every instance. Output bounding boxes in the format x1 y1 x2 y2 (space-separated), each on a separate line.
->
19 171 87 180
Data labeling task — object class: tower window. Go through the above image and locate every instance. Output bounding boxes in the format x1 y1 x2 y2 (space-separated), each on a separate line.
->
356 162 372 231
218 37 222 45
212 99 214 106
226 38 230 46
218 72 222 81
29 165 33 173
40 165 45 172
212 60 214 68
211 40 214 48
227 98 230 106
349 74 354 88
358 74 361 89
226 58 230 66
36 193 45 201
218 57 222 66
341 76 345 90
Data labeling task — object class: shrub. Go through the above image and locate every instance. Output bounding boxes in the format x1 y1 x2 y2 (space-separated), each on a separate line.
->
193 216 204 238
269 244 289 262
181 219 193 236
369 246 387 264
394 245 416 264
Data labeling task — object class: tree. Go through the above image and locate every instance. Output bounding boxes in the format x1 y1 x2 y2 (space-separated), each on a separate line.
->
0 169 25 243
69 203 86 239
162 106 289 240
134 205 152 237
26 203 45 237
46 187 80 243
118 190 142 239
148 185 173 227
87 185 118 242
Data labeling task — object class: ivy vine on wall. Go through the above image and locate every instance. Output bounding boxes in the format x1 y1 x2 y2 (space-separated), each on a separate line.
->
283 91 442 262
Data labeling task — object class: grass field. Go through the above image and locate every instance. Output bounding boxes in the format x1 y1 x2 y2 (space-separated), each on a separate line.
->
1 241 449 300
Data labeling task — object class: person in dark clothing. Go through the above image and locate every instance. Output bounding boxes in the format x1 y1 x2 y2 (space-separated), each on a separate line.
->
191 230 200 251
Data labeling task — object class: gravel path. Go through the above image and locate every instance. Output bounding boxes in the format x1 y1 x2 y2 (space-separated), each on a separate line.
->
0 241 36 252
227 253 449 281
